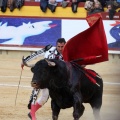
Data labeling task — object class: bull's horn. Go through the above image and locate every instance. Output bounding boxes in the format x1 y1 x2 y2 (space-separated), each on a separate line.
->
22 56 35 68
45 59 56 66
26 63 35 68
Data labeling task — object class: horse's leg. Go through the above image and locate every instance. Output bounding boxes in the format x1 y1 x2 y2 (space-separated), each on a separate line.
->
73 92 85 120
51 100 60 120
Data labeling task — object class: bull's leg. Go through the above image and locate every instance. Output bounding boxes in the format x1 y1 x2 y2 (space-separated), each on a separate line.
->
51 100 60 120
90 95 102 120
92 107 101 120
73 92 85 120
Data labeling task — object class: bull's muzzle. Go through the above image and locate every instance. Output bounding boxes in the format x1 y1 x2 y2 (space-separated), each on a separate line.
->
31 81 39 89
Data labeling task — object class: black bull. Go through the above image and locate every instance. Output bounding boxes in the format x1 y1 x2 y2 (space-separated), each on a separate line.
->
31 59 103 120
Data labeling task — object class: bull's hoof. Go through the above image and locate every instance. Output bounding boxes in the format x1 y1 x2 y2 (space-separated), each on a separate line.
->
52 116 58 120
28 113 32 120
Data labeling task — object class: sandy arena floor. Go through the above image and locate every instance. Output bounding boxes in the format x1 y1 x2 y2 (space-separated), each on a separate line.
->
0 57 120 120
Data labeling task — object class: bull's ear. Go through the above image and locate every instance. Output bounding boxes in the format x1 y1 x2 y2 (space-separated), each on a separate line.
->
45 59 56 66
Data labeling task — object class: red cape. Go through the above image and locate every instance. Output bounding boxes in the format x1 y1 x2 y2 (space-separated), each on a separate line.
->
62 13 108 65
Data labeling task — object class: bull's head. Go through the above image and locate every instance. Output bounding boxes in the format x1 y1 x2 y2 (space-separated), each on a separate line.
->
31 59 56 89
